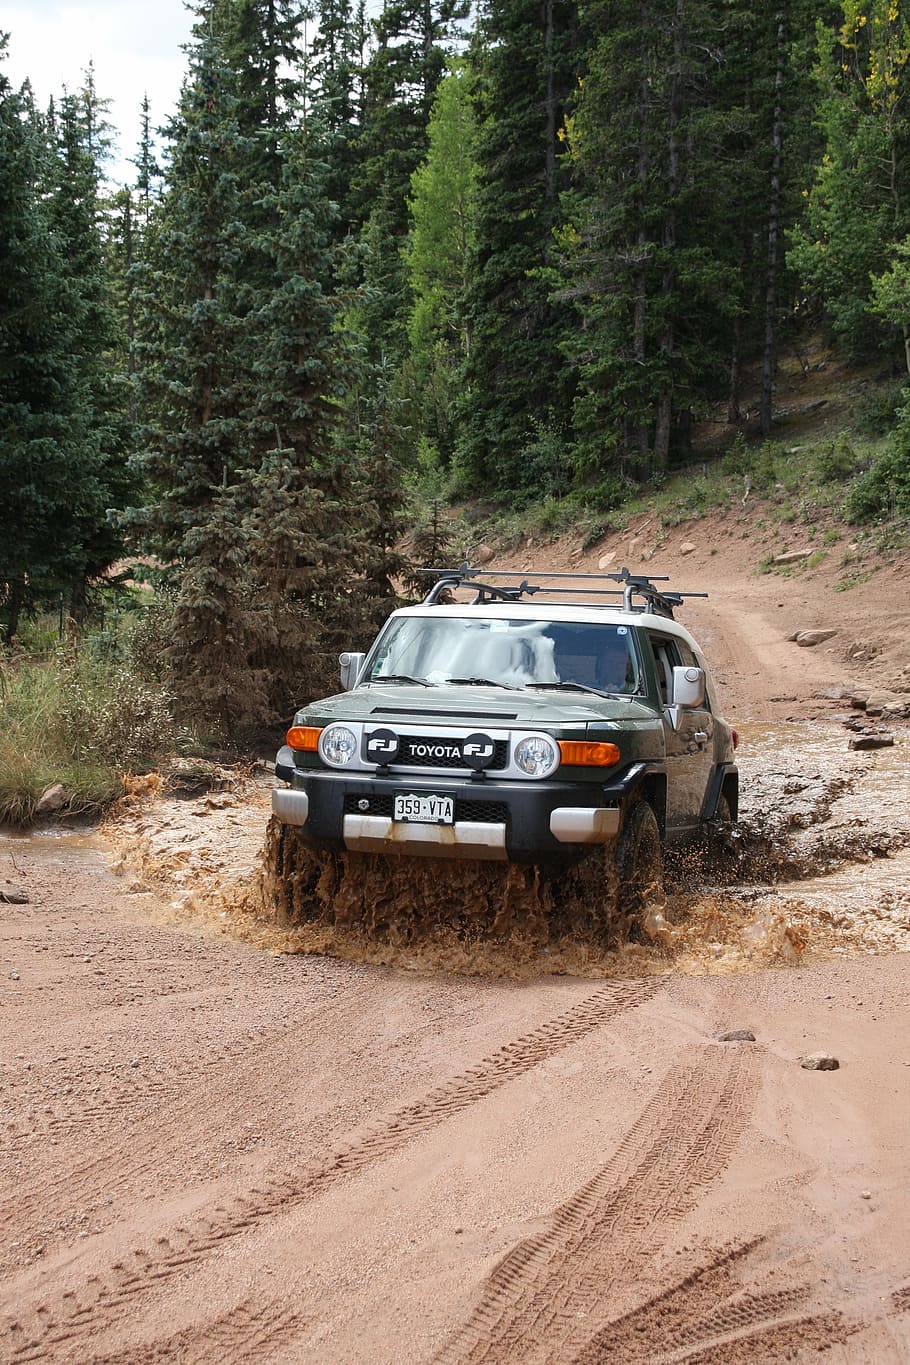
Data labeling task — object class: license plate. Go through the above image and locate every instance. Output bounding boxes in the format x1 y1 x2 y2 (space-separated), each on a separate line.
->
393 793 454 824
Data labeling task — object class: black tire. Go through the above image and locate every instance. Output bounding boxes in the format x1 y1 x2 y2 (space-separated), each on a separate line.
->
615 801 664 937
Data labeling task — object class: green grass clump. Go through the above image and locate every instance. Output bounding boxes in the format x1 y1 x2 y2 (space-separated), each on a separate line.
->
0 642 175 828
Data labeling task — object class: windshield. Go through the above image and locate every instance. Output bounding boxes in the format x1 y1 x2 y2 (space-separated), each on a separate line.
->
363 616 640 693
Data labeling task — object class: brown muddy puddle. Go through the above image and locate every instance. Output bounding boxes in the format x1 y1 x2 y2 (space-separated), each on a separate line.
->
17 720 908 980
0 825 109 868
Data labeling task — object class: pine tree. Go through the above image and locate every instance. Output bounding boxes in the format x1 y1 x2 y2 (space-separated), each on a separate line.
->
403 60 478 464
339 0 469 398
355 0 469 233
308 0 369 232
788 1 910 360
51 87 135 619
133 0 403 727
0 58 67 640
133 22 248 560
454 0 580 498
0 46 132 639
559 0 737 478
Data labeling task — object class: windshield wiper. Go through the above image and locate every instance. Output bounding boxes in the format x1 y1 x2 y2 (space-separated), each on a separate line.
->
524 681 613 697
443 676 518 690
369 674 432 687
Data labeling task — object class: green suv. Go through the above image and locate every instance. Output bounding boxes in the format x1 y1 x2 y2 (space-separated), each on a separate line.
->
272 567 739 918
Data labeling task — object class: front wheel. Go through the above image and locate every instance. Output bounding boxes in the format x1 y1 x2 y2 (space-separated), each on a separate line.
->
615 801 665 939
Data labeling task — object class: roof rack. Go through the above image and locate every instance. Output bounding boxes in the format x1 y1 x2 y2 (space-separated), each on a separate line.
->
416 564 707 619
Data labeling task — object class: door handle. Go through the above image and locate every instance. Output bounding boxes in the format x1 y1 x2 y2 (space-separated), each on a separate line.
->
693 731 708 747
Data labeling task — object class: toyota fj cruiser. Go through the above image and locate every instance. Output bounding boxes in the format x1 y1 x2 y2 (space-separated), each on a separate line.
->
271 566 738 933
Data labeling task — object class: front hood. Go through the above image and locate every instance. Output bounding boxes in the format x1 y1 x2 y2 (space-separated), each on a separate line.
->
299 683 657 730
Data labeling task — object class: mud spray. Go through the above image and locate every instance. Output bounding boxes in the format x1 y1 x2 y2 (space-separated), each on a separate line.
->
101 723 910 981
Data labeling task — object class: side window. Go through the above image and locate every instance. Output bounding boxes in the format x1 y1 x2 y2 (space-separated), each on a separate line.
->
645 634 681 705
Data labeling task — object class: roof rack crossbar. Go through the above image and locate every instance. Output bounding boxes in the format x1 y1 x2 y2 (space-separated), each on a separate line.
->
418 564 707 618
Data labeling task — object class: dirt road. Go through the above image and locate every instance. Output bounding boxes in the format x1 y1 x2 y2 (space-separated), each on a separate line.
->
3 524 910 1363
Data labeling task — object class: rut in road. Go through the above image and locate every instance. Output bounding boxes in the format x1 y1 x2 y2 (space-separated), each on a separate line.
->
569 1237 853 1363
0 1015 309 1267
436 1045 760 1365
2 978 657 1364
80 1298 309 1365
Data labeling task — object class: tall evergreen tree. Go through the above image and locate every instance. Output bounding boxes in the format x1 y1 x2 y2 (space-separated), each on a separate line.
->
355 0 469 231
48 87 134 619
0 55 67 640
308 0 369 232
0 45 131 640
788 0 910 361
342 0 468 391
133 22 248 557
403 59 478 464
559 0 745 478
455 0 579 498
134 1 401 727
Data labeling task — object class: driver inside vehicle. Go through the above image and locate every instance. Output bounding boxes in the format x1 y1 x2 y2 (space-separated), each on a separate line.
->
549 625 636 693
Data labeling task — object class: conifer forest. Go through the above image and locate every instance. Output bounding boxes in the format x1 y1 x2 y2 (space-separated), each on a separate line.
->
3 0 910 732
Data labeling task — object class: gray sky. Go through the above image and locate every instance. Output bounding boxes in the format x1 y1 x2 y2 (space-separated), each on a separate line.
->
3 0 195 180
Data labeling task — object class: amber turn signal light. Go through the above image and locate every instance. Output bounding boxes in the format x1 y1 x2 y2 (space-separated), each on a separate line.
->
286 725 322 752
558 740 621 767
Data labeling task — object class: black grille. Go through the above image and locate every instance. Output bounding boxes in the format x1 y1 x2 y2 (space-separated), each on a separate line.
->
345 794 394 817
396 735 509 770
343 795 508 825
456 800 509 824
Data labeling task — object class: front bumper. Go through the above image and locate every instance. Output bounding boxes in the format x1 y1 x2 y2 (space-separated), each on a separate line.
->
270 765 656 864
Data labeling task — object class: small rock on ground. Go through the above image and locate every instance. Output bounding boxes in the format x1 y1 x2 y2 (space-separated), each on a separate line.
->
0 885 30 904
775 550 812 566
719 1029 756 1043
790 629 838 648
849 733 895 751
801 1052 840 1071
35 783 67 816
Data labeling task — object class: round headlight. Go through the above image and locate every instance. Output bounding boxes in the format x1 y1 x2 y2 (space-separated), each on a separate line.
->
320 724 358 766
514 734 559 778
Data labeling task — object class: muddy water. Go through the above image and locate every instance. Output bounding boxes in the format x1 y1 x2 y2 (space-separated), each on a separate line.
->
12 721 907 979
0 825 110 872
255 720 910 978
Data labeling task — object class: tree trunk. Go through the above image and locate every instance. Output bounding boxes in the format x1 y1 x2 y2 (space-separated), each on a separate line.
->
760 4 786 439
544 0 556 202
654 0 684 468
728 304 742 423
633 0 650 459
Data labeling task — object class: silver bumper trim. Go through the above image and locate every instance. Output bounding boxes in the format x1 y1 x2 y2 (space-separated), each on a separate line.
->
271 787 310 827
549 807 620 843
342 814 507 860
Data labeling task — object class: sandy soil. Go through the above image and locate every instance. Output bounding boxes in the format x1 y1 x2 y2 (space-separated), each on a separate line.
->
2 517 910 1364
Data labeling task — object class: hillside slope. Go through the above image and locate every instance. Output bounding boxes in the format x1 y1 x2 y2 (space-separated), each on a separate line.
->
486 497 910 725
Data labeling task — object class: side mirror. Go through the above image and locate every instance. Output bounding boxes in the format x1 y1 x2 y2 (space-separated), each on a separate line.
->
671 665 705 709
339 651 365 691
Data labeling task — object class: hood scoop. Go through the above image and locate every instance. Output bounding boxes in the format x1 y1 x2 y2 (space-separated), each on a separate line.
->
371 706 519 720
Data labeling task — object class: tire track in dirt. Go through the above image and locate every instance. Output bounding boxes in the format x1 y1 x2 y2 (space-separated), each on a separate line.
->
83 1298 307 1365
436 1045 759 1365
892 1284 910 1314
0 1014 311 1268
659 1310 852 1363
568 1238 851 1363
3 979 657 1364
